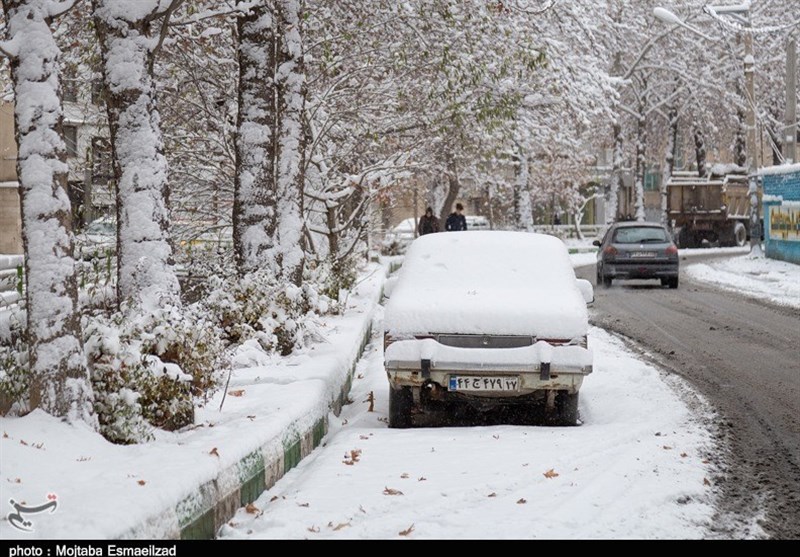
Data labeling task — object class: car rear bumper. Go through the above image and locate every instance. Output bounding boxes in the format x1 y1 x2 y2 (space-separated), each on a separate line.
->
603 261 678 279
387 368 587 396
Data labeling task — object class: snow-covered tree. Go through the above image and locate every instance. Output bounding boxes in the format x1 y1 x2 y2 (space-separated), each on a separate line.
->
92 0 182 306
1 0 95 424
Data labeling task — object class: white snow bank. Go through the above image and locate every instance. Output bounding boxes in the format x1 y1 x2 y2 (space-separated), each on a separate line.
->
759 162 800 176
385 232 588 338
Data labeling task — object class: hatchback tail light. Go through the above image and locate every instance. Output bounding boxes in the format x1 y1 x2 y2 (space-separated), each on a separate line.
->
603 246 618 256
665 245 678 255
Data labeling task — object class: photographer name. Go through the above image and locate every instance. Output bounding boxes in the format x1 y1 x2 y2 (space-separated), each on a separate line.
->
52 545 176 557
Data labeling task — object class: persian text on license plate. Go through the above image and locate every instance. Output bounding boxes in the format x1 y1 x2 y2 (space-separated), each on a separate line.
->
448 376 519 392
631 251 656 258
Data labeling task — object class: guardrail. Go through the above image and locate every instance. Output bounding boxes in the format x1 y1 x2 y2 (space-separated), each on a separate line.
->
0 255 23 310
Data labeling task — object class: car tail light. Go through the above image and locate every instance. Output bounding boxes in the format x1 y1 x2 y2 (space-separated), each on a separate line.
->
665 245 678 255
603 246 617 256
537 338 571 346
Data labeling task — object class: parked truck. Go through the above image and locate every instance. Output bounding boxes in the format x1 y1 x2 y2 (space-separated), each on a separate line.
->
666 169 760 248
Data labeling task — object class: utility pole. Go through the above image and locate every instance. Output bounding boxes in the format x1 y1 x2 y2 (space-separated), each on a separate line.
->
743 21 761 253
785 38 797 164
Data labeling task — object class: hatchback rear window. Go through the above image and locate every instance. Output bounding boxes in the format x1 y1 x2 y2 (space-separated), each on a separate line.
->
613 226 669 244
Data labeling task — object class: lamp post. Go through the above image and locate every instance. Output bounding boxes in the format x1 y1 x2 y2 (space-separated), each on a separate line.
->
654 3 762 254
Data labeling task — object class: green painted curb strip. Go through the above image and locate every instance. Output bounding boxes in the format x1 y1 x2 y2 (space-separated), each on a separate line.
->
118 314 375 540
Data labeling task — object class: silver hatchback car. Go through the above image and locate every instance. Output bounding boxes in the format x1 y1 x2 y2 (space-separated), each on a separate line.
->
594 222 679 288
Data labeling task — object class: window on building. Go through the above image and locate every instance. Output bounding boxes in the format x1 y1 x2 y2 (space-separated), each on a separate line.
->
62 79 79 103
63 125 78 157
91 79 104 105
91 137 112 184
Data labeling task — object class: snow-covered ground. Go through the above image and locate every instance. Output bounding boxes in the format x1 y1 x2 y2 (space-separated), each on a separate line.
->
219 324 718 540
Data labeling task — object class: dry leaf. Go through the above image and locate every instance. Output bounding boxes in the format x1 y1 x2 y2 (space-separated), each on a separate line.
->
702 459 710 464
680 452 688 458
245 503 260 514
77 456 91 462
297 502 310 508
19 440 27 446
400 473 409 479
365 391 375 412
332 522 350 531
383 487 404 496
247 415 256 421
359 435 370 440
703 477 711 486
343 449 362 465
357 373 364 379
2 432 8 438
209 447 220 457
487 492 497 498
137 479 146 486
418 477 427 482
359 505 366 514
492 434 499 440
307 526 320 533
399 524 415 536
517 498 527 504
269 496 279 502
663 445 673 450
228 389 245 397
543 468 559 479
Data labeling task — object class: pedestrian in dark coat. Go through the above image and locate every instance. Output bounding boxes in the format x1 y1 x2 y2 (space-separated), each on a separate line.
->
417 207 439 236
445 202 467 231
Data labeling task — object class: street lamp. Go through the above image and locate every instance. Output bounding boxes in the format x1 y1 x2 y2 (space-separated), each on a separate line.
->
654 4 761 254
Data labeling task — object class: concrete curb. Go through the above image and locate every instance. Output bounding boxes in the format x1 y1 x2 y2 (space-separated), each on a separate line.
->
118 272 381 540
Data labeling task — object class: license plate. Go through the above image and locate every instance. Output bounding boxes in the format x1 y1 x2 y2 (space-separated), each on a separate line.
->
448 376 519 392
630 251 656 258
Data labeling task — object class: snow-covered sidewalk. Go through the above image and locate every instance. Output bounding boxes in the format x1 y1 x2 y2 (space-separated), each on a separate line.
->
0 265 384 539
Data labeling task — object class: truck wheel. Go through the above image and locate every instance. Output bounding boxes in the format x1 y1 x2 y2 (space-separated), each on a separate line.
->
602 275 612 287
668 276 679 289
552 391 580 426
734 222 747 247
388 386 413 428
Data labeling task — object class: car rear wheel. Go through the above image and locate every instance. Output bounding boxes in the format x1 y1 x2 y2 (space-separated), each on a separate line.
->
550 391 580 426
602 275 612 287
668 276 679 289
388 386 413 428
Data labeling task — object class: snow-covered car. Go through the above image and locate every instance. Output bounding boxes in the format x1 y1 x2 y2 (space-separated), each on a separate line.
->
383 231 594 427
76 216 116 260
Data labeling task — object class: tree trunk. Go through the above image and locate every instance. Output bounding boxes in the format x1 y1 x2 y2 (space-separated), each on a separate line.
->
513 146 532 231
438 155 461 231
2 0 95 424
93 0 180 306
694 125 707 178
606 120 623 225
233 2 277 276
660 106 678 225
272 0 306 286
634 110 647 222
734 108 747 168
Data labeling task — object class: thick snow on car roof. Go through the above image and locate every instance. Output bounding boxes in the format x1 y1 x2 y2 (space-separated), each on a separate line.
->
384 231 588 338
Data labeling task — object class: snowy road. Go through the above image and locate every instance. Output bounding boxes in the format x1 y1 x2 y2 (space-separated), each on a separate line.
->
220 320 719 539
579 257 800 539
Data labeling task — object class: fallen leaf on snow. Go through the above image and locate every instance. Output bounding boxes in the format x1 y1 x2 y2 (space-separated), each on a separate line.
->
297 502 310 508
269 496 279 502
332 522 350 531
247 415 256 421
703 478 711 486
245 503 260 514
19 440 27 446
77 456 91 462
418 477 427 482
228 389 245 397
307 526 320 533
343 449 362 465
680 452 688 458
359 505 366 514
359 435 370 440
543 468 559 479
137 480 146 486
400 473 409 479
2 432 8 438
487 492 497 498
517 498 527 504
663 445 673 450
209 447 220 457
8 478 21 483
399 524 415 536
383 487 404 496
492 434 499 440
